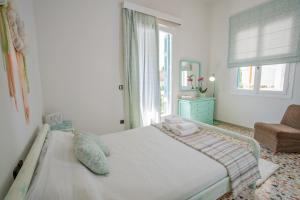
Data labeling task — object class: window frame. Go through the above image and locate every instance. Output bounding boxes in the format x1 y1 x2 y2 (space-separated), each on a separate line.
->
232 63 295 98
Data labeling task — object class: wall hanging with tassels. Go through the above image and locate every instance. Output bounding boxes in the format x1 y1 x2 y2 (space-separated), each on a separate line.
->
0 1 30 123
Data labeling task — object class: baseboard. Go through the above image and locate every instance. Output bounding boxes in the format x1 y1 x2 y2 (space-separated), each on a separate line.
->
214 119 254 131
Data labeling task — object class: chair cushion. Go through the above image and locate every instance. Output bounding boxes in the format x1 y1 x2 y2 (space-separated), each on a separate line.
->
281 104 300 130
255 123 300 139
254 123 300 152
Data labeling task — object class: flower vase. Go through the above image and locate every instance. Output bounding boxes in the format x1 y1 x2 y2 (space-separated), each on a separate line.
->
197 92 206 98
196 90 205 98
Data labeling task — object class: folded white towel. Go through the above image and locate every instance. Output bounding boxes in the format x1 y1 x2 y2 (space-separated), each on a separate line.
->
165 116 182 124
173 127 199 136
163 122 199 136
162 123 176 131
177 122 197 130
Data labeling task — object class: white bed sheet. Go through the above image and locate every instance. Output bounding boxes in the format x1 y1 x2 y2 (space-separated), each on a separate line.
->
26 126 227 200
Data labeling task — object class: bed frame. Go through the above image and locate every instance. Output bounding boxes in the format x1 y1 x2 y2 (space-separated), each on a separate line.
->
4 121 260 200
5 124 49 200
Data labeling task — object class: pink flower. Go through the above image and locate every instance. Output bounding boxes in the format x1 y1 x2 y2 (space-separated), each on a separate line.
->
197 77 204 81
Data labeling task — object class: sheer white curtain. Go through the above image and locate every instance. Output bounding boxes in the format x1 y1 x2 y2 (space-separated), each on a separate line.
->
123 8 160 128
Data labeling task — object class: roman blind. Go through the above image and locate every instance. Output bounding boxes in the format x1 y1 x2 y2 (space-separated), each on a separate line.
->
228 0 300 68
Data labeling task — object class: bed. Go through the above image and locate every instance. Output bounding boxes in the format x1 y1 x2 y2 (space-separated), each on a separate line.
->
5 120 260 200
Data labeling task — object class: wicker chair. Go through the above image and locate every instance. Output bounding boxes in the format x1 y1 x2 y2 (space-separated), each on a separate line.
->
254 104 300 153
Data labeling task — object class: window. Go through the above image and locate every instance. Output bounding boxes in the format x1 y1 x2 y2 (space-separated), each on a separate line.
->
233 63 295 97
228 1 298 98
159 30 172 116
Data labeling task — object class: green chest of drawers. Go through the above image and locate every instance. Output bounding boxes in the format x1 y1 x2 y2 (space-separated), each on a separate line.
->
178 97 215 125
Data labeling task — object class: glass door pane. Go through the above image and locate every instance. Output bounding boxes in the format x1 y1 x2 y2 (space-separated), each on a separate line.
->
159 31 172 116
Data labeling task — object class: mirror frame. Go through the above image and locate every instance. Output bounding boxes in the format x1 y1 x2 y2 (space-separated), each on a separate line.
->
179 59 201 91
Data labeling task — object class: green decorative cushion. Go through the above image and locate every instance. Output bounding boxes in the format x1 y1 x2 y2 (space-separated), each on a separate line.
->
74 133 109 175
74 131 110 156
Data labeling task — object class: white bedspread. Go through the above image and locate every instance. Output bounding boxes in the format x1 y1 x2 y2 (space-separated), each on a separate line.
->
26 126 227 200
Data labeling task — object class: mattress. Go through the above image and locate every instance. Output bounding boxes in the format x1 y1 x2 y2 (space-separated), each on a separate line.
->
26 126 228 200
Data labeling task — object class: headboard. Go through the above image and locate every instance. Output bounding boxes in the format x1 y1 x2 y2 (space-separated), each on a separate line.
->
4 124 49 200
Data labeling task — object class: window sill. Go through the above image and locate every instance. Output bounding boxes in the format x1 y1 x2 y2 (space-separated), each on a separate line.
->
231 90 292 99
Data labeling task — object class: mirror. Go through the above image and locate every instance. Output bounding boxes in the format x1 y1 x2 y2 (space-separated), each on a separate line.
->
180 60 201 91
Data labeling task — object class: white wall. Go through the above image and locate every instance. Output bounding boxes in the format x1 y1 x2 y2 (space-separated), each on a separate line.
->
30 0 300 135
34 0 211 134
208 0 300 128
0 0 43 198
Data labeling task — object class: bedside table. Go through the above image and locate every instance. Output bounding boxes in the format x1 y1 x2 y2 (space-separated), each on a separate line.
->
50 120 74 132
178 97 215 125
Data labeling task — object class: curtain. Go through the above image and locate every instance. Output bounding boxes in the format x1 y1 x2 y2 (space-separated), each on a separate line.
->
228 0 300 68
123 8 160 129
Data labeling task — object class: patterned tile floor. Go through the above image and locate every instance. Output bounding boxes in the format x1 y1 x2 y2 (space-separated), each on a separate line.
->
215 123 300 200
